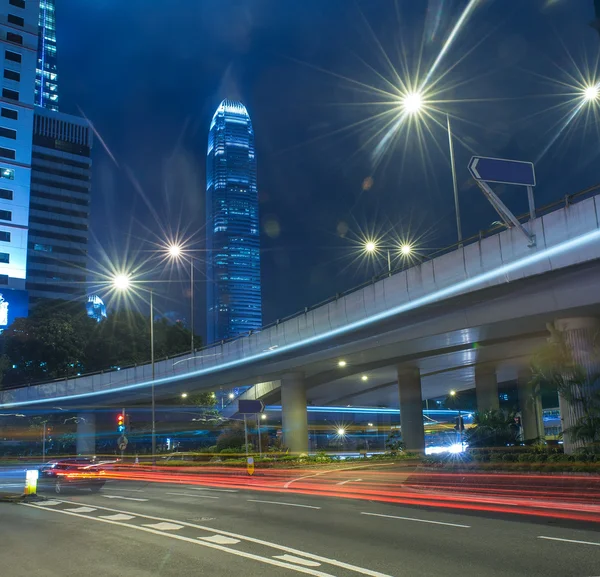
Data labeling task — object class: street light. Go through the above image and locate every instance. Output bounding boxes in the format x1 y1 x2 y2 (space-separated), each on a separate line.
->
449 390 456 397
338 360 347 368
363 239 415 275
584 84 599 102
261 414 267 420
337 428 346 436
181 393 188 399
399 243 413 256
165 242 196 355
361 375 368 382
401 91 462 245
228 392 235 400
112 273 156 464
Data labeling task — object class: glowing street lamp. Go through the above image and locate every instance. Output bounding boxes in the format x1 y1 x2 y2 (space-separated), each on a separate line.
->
111 272 157 464
228 392 235 400
402 92 424 115
449 390 457 397
364 240 377 253
181 392 188 399
399 243 413 256
337 428 346 436
361 375 368 382
584 84 599 103
338 360 347 368
165 241 196 354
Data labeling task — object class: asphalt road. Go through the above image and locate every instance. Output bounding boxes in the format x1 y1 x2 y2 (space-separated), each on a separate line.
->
2 475 600 577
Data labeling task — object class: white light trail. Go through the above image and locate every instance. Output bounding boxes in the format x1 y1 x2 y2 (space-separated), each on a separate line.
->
3 225 600 408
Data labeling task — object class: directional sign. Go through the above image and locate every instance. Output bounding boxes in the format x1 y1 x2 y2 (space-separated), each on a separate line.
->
468 156 536 187
247 456 255 476
238 400 265 414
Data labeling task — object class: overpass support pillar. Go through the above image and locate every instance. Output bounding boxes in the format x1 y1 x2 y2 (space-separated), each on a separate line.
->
518 368 544 443
552 317 600 453
475 365 499 413
281 372 308 455
76 412 96 455
397 366 425 453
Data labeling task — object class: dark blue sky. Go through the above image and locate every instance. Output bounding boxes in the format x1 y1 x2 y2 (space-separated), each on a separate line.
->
57 0 599 338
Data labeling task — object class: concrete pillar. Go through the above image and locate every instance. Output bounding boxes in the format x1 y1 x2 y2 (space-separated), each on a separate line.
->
397 366 425 452
76 412 96 455
280 372 308 455
553 317 600 453
517 368 544 443
475 365 499 413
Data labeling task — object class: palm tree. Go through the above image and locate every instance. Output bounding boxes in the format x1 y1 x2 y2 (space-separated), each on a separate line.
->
465 409 519 448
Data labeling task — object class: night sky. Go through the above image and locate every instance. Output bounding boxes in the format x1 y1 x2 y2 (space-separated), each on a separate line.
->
56 0 599 340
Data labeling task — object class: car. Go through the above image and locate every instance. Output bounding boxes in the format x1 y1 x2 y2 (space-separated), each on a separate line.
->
39 458 107 494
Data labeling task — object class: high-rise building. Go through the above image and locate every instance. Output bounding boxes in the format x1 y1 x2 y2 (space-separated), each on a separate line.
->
27 108 92 302
0 0 41 324
206 99 262 343
35 0 58 111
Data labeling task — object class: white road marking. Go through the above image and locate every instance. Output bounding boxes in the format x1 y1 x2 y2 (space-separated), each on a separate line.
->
166 492 219 499
361 512 470 528
99 513 135 521
538 536 600 547
102 495 148 502
143 522 183 531
275 555 321 567
21 504 340 577
184 486 238 493
102 487 145 493
31 500 395 577
336 478 362 486
283 463 391 489
34 500 61 506
200 535 240 545
248 499 321 510
65 506 96 513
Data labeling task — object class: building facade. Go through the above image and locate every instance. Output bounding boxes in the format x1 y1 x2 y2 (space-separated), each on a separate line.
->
206 99 262 343
0 0 40 324
35 0 57 110
26 107 92 302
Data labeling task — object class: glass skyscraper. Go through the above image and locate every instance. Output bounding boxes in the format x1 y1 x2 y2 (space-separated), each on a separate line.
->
35 0 58 111
206 99 262 343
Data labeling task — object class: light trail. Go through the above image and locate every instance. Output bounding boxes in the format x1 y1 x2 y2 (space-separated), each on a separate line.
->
2 224 600 408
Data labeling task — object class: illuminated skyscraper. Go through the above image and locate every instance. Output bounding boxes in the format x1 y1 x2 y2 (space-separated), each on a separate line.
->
206 99 262 343
35 0 58 111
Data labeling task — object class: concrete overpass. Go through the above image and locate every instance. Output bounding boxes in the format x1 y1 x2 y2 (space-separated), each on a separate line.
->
3 190 600 453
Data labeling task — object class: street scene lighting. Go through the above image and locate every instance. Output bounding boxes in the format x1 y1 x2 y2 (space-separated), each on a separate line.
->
228 392 235 399
584 84 599 102
450 390 457 397
364 240 377 253
399 243 413 256
338 360 347 367
112 273 131 291
181 392 188 399
261 414 267 420
337 428 346 436
168 243 182 258
361 375 368 381
402 91 423 114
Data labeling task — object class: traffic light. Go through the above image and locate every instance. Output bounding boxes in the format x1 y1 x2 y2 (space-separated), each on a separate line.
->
117 413 125 433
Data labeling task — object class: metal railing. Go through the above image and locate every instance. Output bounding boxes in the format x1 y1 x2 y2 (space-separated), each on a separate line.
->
2 183 599 393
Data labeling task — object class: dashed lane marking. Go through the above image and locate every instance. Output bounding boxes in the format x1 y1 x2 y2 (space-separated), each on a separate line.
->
166 492 219 499
336 478 363 486
102 495 148 502
275 555 321 567
143 522 183 531
24 500 394 577
65 506 96 513
538 536 600 547
184 486 238 493
248 499 321 509
200 535 241 545
361 512 471 528
102 487 145 492
99 513 135 521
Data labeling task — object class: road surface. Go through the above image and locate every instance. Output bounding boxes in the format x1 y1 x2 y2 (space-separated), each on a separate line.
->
2 475 600 577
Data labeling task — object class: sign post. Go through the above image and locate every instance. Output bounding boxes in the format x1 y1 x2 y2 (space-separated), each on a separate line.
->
468 156 537 246
238 400 265 475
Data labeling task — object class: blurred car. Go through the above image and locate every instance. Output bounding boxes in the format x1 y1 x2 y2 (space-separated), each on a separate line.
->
39 458 107 494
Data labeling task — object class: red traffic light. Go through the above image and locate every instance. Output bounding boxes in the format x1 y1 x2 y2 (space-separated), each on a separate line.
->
117 414 124 423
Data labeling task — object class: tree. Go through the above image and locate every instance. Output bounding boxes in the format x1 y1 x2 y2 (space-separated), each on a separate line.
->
464 409 520 448
2 300 96 384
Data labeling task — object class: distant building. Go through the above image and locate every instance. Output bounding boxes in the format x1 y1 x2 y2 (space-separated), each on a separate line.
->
0 0 41 319
35 0 58 111
206 99 262 343
26 108 92 303
86 294 106 322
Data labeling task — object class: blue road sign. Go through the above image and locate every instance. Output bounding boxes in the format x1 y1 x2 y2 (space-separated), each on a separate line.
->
468 156 536 187
238 400 265 414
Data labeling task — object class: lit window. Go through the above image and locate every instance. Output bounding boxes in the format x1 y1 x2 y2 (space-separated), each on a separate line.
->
33 244 52 252
0 168 14 180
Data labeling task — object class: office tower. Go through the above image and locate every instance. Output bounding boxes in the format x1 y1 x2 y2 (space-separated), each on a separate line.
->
206 99 262 343
27 108 92 302
35 0 58 110
0 0 40 325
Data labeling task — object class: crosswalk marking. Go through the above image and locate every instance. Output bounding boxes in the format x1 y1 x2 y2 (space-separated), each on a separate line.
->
200 535 241 545
99 513 135 521
274 554 321 567
143 522 183 531
65 506 96 513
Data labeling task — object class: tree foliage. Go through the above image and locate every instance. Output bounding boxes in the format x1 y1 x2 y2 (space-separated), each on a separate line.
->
0 300 201 386
464 409 520 448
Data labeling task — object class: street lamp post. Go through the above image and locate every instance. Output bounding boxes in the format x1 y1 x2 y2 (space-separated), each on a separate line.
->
167 243 195 355
363 240 413 275
446 114 462 245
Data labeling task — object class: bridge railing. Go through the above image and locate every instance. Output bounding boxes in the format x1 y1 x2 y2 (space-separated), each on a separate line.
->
2 182 599 392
